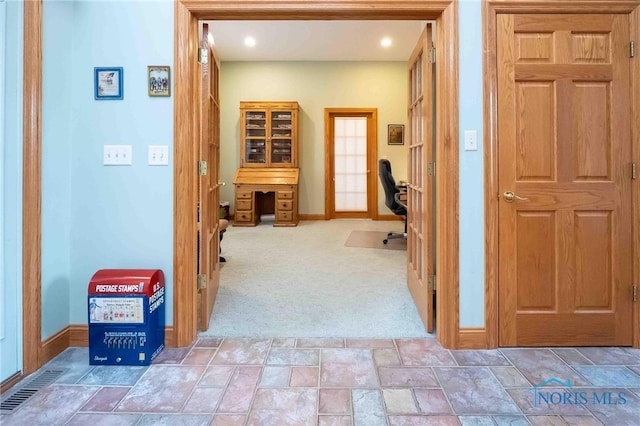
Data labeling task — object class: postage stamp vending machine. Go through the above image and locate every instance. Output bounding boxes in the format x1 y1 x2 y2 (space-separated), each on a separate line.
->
88 269 165 365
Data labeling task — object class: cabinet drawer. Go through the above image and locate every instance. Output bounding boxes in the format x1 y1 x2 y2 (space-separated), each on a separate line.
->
277 200 293 211
276 211 293 222
236 199 252 211
236 191 252 199
278 190 294 200
235 211 253 222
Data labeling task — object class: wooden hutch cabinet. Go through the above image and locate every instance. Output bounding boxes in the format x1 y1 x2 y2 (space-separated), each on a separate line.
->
234 101 300 227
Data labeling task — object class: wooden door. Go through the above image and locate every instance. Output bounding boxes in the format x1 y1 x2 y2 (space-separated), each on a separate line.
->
497 14 633 346
198 23 221 331
407 24 434 333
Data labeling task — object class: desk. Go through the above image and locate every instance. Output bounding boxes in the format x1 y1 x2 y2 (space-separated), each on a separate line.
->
396 184 408 209
233 168 299 227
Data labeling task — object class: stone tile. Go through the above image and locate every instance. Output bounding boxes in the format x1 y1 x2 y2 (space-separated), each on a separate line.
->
451 350 511 366
246 388 317 426
182 387 224 413
296 338 344 348
378 367 438 387
383 388 419 414
396 339 457 366
388 416 460 425
211 338 271 365
217 366 262 413
573 366 640 387
41 347 93 384
80 386 131 411
290 366 319 387
584 387 640 425
266 348 319 366
346 339 396 349
152 346 192 364
414 389 452 414
1 385 98 426
577 347 640 365
490 367 532 388
561 415 603 425
373 348 401 366
352 389 386 426
501 349 590 386
492 416 530 426
551 349 594 365
435 367 520 415
65 413 141 425
199 365 235 387
211 414 247 425
318 415 352 426
526 415 566 425
458 416 496 426
506 388 590 415
116 365 205 412
77 365 147 386
138 414 213 425
182 348 217 365
195 338 223 348
271 338 296 348
319 389 351 414
259 366 291 387
320 349 378 388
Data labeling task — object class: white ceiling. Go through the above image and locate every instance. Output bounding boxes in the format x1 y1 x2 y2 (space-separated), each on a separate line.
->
207 20 426 62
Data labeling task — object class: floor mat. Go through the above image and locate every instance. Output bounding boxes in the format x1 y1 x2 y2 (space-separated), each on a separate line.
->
344 230 406 251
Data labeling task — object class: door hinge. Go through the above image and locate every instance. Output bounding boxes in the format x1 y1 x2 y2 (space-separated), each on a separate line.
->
197 274 207 290
427 162 436 177
428 275 437 292
634 285 638 302
430 47 436 64
199 160 208 176
633 163 637 179
198 47 209 64
631 41 636 58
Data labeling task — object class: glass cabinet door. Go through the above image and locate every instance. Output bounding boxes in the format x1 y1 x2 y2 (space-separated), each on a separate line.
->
244 110 267 164
270 110 293 165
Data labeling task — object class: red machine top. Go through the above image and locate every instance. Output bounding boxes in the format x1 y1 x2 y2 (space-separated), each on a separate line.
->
88 269 165 297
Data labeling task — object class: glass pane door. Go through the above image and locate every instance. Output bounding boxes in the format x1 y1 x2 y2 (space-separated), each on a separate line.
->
245 110 266 164
270 110 293 164
334 117 367 211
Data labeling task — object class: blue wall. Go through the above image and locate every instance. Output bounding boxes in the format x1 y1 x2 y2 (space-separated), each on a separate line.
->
2 0 24 380
34 0 487 340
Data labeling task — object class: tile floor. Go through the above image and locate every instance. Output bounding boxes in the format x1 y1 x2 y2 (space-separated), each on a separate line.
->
2 338 640 425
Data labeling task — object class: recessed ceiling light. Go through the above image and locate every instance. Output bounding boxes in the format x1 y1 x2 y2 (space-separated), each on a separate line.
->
381 37 392 48
244 36 256 47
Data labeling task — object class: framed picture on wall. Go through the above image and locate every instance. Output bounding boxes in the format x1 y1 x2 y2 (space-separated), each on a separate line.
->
94 67 123 100
388 124 405 145
148 65 171 97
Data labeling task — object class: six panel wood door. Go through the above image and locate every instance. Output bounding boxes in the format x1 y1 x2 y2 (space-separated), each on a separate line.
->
497 14 633 346
407 24 434 333
199 23 221 331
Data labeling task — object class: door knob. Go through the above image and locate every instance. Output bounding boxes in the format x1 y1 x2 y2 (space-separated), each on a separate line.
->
503 191 529 202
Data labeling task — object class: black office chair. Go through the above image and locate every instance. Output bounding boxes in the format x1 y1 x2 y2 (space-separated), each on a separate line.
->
378 159 407 244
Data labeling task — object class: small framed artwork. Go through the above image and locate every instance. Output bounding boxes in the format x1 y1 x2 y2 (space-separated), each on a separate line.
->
148 65 170 97
94 67 123 100
388 124 405 145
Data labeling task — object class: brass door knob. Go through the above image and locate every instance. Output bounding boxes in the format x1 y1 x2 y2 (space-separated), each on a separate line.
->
503 191 529 202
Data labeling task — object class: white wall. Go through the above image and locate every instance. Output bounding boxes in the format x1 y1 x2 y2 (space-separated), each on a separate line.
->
220 61 409 216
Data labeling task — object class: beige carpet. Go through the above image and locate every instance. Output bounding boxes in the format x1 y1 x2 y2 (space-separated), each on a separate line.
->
344 230 406 251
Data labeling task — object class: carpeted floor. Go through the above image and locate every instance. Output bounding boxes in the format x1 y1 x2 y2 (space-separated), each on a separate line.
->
344 230 406 251
201 219 432 338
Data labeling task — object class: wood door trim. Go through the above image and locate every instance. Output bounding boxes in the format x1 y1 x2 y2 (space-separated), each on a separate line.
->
483 0 640 349
174 0 460 348
324 108 378 220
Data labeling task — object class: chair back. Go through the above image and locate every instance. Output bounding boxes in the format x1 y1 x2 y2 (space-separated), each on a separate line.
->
378 159 407 216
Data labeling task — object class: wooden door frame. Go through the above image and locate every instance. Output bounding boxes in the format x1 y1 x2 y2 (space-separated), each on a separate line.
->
324 108 378 220
17 0 461 376
174 0 460 348
483 0 640 349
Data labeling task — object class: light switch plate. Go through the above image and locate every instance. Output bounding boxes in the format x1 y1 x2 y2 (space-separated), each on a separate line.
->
104 145 132 165
148 145 169 166
464 130 478 151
